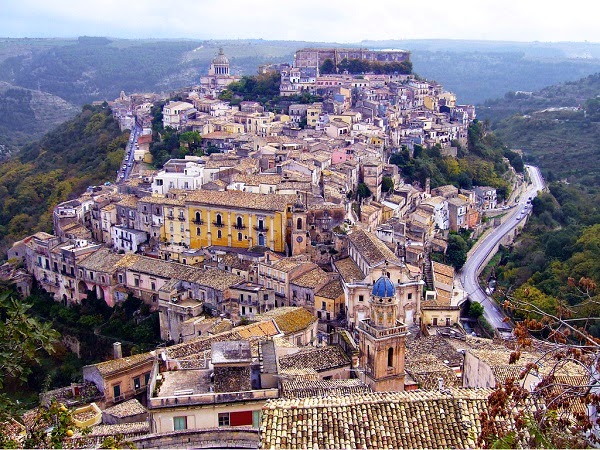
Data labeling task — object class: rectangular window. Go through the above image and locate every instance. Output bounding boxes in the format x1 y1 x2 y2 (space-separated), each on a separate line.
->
118 274 123 283
359 295 364 302
134 278 139 287
218 413 230 427
173 416 187 431
144 373 150 385
230 411 253 426
134 377 141 389
151 282 156 291
407 293 412 300
113 385 121 399
322 301 326 311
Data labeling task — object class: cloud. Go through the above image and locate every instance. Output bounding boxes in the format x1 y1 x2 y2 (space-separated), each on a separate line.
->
0 0 597 43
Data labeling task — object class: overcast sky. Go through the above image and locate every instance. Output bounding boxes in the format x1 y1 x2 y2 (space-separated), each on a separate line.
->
1 0 597 43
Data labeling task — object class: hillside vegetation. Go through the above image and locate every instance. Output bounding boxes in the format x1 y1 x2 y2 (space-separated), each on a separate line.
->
480 74 600 335
0 103 127 255
478 73 600 124
0 82 79 155
487 73 600 186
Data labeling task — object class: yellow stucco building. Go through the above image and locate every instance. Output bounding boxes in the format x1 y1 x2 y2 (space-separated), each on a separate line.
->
160 190 307 254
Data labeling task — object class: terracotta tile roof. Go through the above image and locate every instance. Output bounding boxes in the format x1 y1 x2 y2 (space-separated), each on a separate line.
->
347 228 400 266
315 279 344 300
77 248 128 273
88 352 155 377
232 173 282 186
261 388 497 449
279 346 350 372
258 307 317 335
281 378 371 399
290 267 331 289
279 367 320 378
237 320 280 339
405 355 460 390
73 421 149 439
116 195 138 208
208 319 234 335
123 254 244 290
102 399 147 418
220 253 252 271
333 257 365 283
166 319 280 360
177 189 297 212
432 261 454 285
269 257 311 273
406 336 464 368
138 195 185 206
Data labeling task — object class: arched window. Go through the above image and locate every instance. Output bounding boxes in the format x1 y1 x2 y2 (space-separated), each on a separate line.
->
216 213 222 225
388 347 394 368
237 216 243 228
297 217 303 230
195 211 201 223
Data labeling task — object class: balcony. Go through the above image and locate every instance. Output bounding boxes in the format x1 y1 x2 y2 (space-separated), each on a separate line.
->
167 214 175 220
358 319 407 339
233 224 246 230
212 222 225 228
178 216 186 221
193 219 204 225
253 225 269 232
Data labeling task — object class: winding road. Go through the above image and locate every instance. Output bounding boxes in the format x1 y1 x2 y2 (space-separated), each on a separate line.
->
459 165 545 334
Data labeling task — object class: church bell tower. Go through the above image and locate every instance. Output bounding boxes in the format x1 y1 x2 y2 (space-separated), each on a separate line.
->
358 270 408 392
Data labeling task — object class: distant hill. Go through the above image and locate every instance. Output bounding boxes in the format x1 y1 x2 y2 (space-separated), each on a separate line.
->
0 81 79 156
2 37 600 157
478 73 600 124
488 73 600 186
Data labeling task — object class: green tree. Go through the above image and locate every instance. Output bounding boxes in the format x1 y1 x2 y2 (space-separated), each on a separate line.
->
382 176 394 194
446 233 468 269
320 58 336 74
357 183 372 200
469 301 484 318
0 290 59 422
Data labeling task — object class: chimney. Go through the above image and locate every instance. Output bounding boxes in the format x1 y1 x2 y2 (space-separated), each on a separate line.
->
113 342 122 359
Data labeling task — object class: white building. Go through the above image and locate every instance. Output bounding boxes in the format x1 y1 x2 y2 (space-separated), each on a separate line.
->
162 101 195 130
151 158 206 195
422 196 449 231
112 226 147 253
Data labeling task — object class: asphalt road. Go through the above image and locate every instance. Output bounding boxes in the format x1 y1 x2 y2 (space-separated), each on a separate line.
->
459 165 545 332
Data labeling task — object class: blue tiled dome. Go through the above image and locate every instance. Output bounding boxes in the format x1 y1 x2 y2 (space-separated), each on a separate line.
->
372 275 395 298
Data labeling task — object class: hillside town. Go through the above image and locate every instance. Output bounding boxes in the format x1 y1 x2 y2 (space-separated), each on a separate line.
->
1 48 557 449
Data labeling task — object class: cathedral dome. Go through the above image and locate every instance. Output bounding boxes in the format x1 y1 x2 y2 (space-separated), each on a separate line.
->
372 275 395 298
212 48 229 65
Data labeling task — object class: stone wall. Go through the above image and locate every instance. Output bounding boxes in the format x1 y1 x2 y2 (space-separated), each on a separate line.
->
131 427 259 449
